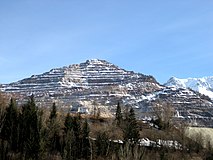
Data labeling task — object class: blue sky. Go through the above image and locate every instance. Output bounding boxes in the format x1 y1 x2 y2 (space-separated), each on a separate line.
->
0 0 213 84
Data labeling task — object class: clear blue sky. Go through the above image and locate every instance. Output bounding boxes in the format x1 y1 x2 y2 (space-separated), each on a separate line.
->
0 0 213 84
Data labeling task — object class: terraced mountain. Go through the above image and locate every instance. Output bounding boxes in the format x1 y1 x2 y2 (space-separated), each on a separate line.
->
1 59 213 126
0 59 161 115
2 59 159 91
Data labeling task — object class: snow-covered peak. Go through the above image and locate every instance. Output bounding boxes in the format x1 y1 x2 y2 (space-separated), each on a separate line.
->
165 76 213 99
165 77 187 88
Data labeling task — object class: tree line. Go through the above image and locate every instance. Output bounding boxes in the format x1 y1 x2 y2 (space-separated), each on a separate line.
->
0 93 213 160
0 95 142 160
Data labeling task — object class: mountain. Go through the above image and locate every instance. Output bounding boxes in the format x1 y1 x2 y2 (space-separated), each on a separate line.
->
165 76 213 99
1 59 213 127
0 59 161 116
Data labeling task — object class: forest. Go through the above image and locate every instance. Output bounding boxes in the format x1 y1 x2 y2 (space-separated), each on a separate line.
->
0 92 213 160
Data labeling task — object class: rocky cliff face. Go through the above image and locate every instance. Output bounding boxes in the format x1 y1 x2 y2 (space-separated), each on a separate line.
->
1 59 213 126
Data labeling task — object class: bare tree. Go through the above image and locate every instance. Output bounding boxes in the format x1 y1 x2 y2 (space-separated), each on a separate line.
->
152 101 175 129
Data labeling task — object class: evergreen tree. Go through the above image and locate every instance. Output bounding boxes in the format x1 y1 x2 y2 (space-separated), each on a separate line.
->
72 115 82 158
63 114 82 159
63 113 77 159
47 102 61 154
115 102 123 126
123 108 140 144
50 102 57 120
81 119 91 159
19 95 40 159
0 92 7 134
1 98 18 151
64 112 73 132
72 115 81 139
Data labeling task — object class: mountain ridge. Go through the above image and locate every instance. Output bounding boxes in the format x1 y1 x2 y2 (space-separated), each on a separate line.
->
0 59 161 115
165 76 213 99
1 59 159 90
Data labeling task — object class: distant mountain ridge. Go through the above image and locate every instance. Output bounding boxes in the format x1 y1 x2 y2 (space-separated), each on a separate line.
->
165 76 213 99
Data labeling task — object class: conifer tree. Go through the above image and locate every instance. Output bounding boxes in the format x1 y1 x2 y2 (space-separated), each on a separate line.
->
72 114 82 158
19 95 40 159
64 112 73 132
0 92 7 134
72 114 81 139
48 103 61 154
50 102 57 120
115 101 123 126
63 113 76 159
81 119 91 159
123 108 140 144
1 98 18 151
63 114 82 159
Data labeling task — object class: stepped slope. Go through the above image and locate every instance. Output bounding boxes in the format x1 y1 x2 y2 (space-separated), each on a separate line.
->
0 59 161 115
